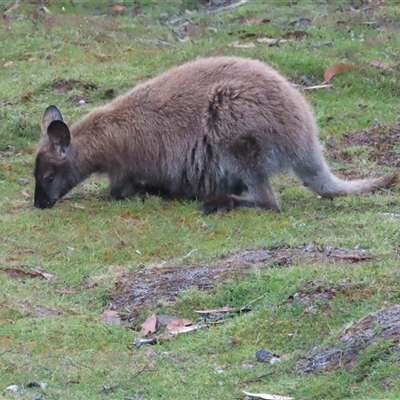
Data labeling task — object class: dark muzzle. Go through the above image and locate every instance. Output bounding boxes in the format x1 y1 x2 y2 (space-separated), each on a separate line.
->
34 186 56 209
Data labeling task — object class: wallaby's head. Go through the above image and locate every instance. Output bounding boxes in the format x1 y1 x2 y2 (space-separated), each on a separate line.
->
34 106 76 209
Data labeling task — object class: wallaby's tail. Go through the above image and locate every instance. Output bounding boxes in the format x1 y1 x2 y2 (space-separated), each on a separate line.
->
313 171 396 198
294 152 397 199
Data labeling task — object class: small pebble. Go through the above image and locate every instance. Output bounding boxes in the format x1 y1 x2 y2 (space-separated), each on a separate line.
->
18 178 29 186
255 349 274 362
27 381 47 389
27 381 41 388
270 356 281 364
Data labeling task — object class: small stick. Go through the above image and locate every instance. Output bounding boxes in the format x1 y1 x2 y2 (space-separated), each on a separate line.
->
301 84 333 91
237 371 275 385
240 292 269 311
132 362 151 379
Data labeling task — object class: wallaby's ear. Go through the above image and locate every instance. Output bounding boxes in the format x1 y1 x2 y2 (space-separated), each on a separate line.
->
42 105 63 135
47 120 71 158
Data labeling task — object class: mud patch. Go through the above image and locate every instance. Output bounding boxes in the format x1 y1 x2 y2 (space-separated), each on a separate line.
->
331 123 400 168
289 279 343 305
296 304 400 373
287 278 375 306
108 243 371 314
35 307 64 317
51 79 97 93
16 300 64 317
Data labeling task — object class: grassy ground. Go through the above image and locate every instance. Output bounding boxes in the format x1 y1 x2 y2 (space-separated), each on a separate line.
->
1 0 400 399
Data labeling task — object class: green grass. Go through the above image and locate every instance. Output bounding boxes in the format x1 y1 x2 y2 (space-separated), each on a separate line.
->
1 0 400 399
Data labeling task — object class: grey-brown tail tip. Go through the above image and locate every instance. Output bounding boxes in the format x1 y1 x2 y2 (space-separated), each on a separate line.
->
373 172 397 190
315 171 398 199
343 171 397 196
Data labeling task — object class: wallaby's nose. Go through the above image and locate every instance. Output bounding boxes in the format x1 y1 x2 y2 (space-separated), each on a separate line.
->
34 187 55 209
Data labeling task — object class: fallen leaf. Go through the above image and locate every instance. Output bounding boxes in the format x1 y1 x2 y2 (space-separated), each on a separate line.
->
98 53 109 61
32 9 39 20
21 189 31 199
166 318 193 330
195 306 237 314
1 268 39 279
370 60 394 71
111 4 126 11
3 61 14 68
101 310 121 325
1 265 55 280
243 391 294 400
57 287 77 294
283 31 308 40
228 41 255 48
29 57 37 63
323 63 356 83
141 313 157 335
101 310 118 319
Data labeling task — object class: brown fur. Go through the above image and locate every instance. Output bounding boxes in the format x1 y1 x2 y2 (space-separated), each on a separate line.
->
34 56 396 211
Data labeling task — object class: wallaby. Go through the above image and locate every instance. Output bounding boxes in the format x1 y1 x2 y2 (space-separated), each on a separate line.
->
34 56 396 212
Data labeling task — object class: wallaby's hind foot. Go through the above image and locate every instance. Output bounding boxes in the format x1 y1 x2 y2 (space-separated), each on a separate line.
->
200 194 281 215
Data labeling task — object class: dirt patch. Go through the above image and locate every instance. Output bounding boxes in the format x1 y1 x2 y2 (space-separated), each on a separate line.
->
288 279 343 305
51 79 97 94
296 304 400 373
35 307 64 317
287 278 378 306
16 300 64 317
108 243 371 314
331 123 400 168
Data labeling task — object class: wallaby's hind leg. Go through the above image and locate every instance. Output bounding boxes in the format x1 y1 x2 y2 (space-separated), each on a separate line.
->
200 172 279 214
201 134 280 214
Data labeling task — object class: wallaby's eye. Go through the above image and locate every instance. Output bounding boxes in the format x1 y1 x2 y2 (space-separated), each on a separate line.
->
43 175 54 185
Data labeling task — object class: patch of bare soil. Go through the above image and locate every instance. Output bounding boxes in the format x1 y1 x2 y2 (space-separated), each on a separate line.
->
296 304 400 373
108 243 371 314
16 300 64 317
51 79 97 93
331 123 400 168
288 279 347 305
